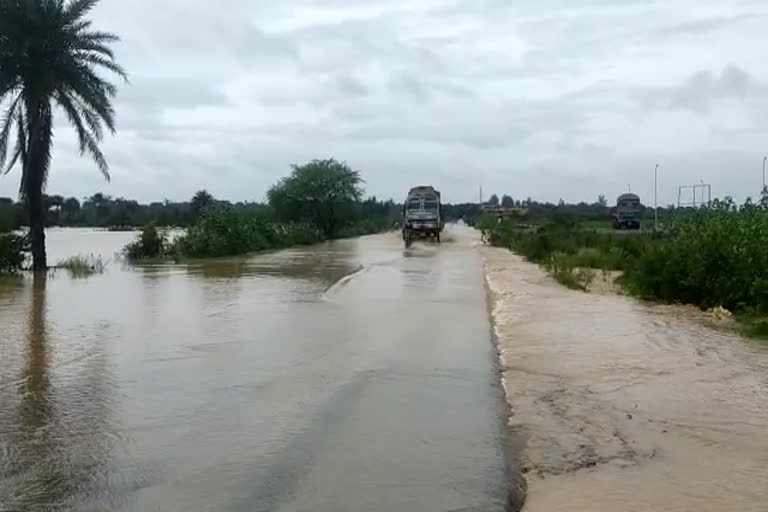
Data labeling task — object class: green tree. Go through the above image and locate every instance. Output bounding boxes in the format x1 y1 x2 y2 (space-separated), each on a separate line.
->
0 0 127 272
487 194 499 206
501 194 515 207
597 194 607 207
61 196 81 224
267 158 363 238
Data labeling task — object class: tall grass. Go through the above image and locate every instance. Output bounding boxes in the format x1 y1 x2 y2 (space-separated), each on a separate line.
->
57 255 105 277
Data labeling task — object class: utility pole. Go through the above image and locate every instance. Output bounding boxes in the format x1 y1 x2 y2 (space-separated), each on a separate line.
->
654 163 659 232
479 185 483 204
763 156 766 195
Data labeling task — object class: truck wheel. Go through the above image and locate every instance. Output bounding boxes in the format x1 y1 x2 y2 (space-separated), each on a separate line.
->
436 232 441 244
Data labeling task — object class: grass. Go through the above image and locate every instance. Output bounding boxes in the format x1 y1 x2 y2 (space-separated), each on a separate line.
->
580 219 613 230
57 255 105 277
547 252 596 291
733 313 768 342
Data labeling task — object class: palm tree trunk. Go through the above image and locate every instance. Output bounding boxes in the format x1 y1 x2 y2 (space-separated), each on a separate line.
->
27 186 47 272
23 101 50 273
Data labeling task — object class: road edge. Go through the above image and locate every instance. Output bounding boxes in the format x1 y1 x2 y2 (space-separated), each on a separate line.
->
481 249 528 512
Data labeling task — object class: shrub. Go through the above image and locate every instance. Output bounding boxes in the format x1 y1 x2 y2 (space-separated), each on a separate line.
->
124 224 167 261
0 233 28 274
621 201 768 311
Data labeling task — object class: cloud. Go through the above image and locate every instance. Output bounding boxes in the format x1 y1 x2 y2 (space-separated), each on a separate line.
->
2 0 768 205
636 65 768 114
656 14 754 37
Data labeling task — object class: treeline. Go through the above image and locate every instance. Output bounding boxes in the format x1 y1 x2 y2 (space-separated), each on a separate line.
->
482 196 768 337
0 192 267 229
480 192 697 223
0 191 672 233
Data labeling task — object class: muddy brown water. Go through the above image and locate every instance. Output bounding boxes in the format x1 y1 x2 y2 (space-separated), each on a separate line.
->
484 248 768 512
0 228 511 512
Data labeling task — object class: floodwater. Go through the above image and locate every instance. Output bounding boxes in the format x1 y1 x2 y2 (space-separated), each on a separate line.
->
484 248 768 512
0 228 511 512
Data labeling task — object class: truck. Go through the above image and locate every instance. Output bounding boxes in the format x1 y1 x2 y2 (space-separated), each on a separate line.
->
403 186 443 247
612 193 641 230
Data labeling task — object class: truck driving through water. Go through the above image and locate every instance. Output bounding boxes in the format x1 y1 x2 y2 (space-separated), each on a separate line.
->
612 193 642 229
403 186 443 247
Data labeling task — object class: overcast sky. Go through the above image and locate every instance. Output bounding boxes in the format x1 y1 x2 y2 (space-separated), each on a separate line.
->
2 0 767 205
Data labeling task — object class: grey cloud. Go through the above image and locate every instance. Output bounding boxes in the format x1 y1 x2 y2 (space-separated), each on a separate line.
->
639 66 768 114
656 14 754 36
336 75 369 97
388 74 430 101
119 78 230 110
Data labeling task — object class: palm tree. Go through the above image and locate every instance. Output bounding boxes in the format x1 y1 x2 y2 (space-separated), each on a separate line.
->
191 189 214 216
0 0 127 272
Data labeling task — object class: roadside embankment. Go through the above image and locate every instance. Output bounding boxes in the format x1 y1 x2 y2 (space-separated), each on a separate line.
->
482 245 768 511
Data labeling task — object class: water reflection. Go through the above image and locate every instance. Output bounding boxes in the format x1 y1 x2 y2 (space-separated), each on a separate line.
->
20 277 51 432
0 277 118 511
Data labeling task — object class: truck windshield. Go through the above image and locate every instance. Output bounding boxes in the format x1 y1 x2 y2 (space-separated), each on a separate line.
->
407 198 422 211
424 199 439 211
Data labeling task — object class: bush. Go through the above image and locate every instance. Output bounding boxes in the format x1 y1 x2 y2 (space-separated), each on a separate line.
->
124 224 167 261
171 205 325 258
568 247 603 268
0 233 28 273
622 200 768 311
490 199 768 319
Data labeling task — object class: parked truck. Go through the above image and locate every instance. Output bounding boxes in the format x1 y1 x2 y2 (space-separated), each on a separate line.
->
612 193 641 229
403 186 443 247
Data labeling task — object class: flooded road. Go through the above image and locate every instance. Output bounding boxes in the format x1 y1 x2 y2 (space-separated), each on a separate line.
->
484 247 768 511
0 228 510 512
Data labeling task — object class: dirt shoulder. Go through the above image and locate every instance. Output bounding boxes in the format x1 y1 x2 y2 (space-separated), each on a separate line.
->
481 246 768 511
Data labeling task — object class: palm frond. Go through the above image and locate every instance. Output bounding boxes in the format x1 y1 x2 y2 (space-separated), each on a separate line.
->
77 52 128 81
63 0 100 24
77 30 119 43
58 61 117 132
55 90 109 181
79 104 104 141
55 90 88 154
73 37 116 60
5 110 27 175
83 131 109 181
69 19 92 33
0 93 22 166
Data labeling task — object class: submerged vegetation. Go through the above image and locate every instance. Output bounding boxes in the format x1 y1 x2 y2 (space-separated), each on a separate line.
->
57 255 105 278
123 224 168 261
0 232 27 274
173 207 322 258
124 159 400 261
482 197 768 336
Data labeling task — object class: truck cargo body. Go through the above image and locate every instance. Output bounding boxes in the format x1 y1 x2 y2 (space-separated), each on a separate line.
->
403 186 442 247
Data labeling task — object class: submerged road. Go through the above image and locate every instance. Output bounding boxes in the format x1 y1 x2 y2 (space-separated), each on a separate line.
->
0 227 510 511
